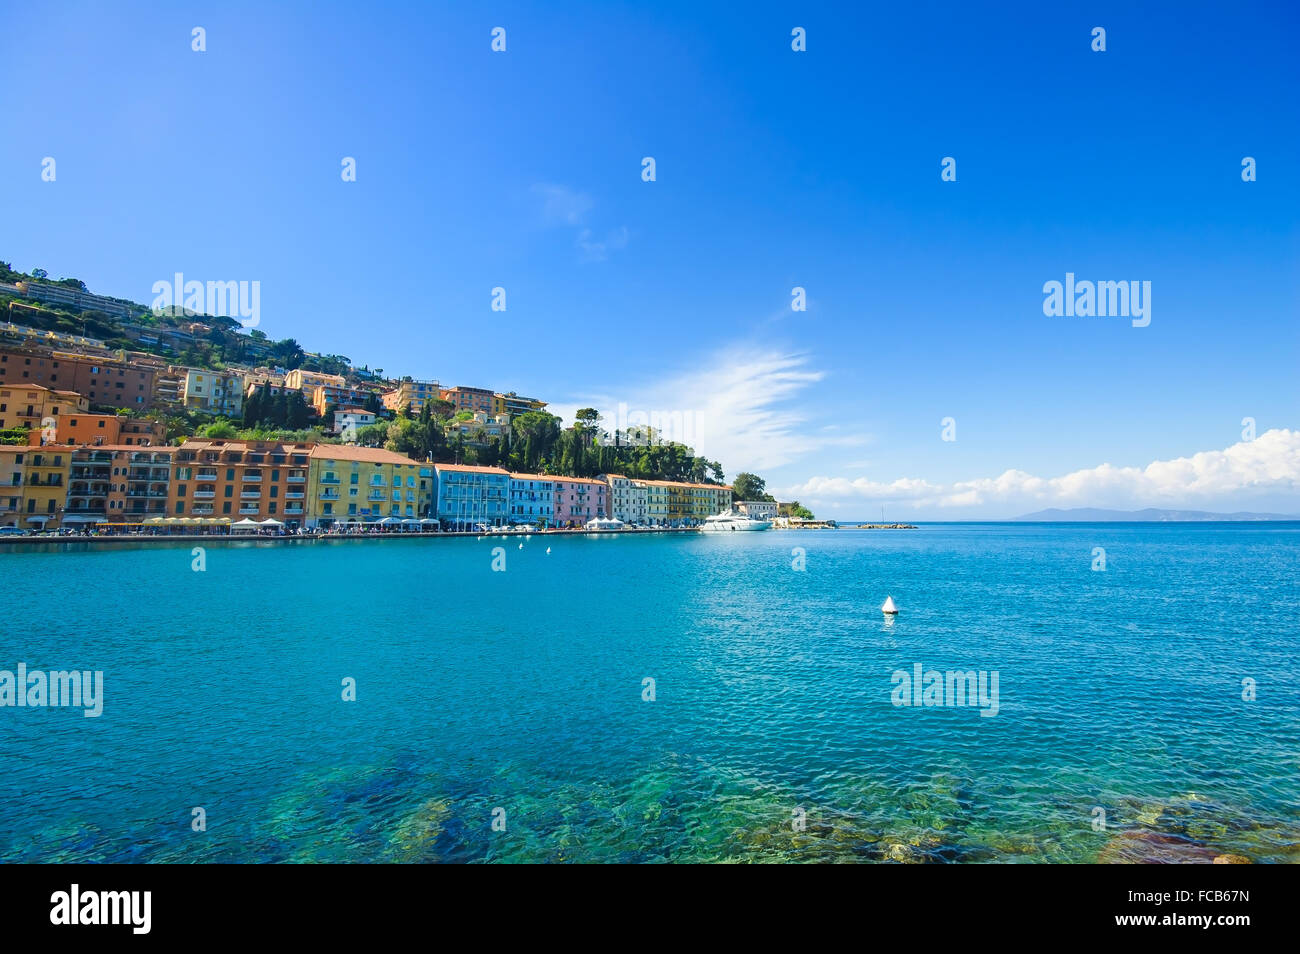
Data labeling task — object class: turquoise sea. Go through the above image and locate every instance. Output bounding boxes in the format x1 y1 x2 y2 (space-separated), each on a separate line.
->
1 523 1297 863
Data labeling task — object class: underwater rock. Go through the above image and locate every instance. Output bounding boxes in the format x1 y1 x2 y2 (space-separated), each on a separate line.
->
1098 831 1218 864
385 797 451 862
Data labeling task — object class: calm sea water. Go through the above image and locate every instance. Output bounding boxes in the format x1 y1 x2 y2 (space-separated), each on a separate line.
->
2 523 1297 863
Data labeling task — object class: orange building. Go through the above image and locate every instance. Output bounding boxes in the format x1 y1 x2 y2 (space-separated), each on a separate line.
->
65 445 176 526
169 439 314 528
22 411 166 447
0 348 157 409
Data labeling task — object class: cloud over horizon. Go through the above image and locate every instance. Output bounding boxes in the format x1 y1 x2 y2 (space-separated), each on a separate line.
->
780 429 1300 516
553 348 863 472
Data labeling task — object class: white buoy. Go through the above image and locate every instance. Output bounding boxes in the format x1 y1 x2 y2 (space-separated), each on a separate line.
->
881 595 899 614
545 547 551 554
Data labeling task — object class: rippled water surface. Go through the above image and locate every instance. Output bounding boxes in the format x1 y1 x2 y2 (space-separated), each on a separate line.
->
2 524 1297 862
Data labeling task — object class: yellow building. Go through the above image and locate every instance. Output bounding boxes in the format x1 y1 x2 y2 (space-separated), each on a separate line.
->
666 482 692 524
181 369 243 417
381 379 442 414
0 446 27 527
646 480 732 525
18 444 73 528
284 369 346 392
493 392 547 417
307 444 431 528
0 383 89 430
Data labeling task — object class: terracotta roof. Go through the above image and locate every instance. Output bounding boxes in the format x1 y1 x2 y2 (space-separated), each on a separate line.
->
635 479 730 490
509 473 555 482
309 444 419 466
71 445 176 453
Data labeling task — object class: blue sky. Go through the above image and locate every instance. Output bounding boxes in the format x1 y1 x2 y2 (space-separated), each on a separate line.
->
3 1 1297 517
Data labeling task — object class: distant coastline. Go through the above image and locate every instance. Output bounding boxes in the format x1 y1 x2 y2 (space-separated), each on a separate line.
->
1011 507 1300 522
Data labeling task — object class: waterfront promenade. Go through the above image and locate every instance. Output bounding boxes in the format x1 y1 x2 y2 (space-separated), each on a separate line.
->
0 526 704 547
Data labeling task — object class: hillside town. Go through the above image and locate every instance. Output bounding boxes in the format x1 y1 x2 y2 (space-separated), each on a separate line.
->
0 269 804 534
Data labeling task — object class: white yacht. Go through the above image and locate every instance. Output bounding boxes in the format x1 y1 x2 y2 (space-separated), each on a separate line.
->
699 511 771 532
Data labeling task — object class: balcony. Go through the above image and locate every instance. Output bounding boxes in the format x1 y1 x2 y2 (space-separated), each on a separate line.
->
196 470 218 480
287 474 306 483
192 490 216 499
367 492 386 502
240 491 261 499
242 473 262 482
125 490 167 498
284 505 304 515
238 506 260 515
191 506 215 515
319 477 340 485
285 491 305 499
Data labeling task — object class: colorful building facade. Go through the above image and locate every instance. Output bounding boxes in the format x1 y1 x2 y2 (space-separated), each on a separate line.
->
181 369 243 417
508 474 555 526
552 477 609 527
307 444 429 527
440 386 495 415
0 383 89 430
381 379 442 414
0 348 157 409
433 463 510 530
170 439 314 528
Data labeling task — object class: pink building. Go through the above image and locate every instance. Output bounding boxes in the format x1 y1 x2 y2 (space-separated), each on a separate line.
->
552 477 608 527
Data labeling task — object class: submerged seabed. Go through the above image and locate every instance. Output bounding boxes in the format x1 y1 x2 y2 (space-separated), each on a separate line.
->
6 752 1297 863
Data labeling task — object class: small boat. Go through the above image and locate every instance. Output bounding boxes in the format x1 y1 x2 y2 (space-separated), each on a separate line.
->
881 595 899 614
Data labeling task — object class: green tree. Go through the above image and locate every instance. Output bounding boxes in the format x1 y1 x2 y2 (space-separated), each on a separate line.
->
732 472 774 502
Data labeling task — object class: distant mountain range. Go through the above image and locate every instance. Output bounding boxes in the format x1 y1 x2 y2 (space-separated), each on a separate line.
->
1014 507 1299 522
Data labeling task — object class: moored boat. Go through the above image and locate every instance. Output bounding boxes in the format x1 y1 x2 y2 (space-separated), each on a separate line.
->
699 511 772 532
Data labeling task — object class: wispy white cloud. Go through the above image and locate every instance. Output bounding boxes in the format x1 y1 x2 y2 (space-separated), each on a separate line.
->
554 348 866 472
576 225 629 263
532 183 593 226
532 183 628 262
780 429 1300 513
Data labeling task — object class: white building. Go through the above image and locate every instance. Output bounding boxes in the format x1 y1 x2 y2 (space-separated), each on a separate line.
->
639 480 670 527
736 500 778 520
335 407 377 441
604 474 647 524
